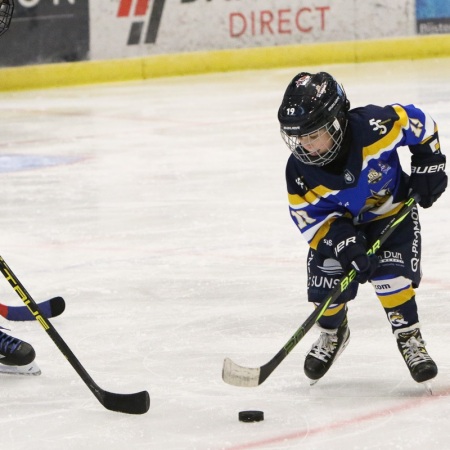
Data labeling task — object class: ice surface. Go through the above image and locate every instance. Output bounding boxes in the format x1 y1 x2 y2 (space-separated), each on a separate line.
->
0 58 449 449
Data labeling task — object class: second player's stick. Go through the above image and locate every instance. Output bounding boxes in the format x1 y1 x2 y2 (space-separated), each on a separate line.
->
0 256 150 414
0 296 65 321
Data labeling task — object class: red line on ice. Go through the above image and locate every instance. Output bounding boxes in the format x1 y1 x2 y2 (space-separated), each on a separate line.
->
227 388 450 450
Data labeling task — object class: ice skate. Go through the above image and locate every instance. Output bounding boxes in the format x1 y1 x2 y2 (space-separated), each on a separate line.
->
395 325 437 384
304 316 350 384
0 329 41 376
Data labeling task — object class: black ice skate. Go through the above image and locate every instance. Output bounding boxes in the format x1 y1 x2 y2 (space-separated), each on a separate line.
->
304 316 350 384
0 329 41 375
395 325 437 384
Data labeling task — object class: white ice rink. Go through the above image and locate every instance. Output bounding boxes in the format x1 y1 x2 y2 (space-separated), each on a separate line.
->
0 58 450 449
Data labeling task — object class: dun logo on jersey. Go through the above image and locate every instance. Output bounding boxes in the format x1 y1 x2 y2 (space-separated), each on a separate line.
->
117 0 166 45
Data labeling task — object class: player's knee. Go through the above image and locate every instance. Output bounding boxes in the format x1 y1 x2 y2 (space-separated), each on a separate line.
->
371 275 415 309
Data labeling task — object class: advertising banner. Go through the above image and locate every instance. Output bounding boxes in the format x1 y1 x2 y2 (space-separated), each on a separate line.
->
89 0 416 60
416 0 450 34
3 0 449 70
0 0 89 68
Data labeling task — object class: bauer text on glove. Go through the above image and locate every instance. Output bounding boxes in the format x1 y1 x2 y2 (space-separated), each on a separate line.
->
409 153 447 208
333 234 379 284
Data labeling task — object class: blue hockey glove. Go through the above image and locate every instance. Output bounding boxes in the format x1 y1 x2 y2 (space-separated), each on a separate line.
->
333 233 379 284
409 154 447 208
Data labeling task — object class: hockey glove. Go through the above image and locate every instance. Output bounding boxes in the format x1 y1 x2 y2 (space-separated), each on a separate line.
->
409 153 447 208
333 233 379 284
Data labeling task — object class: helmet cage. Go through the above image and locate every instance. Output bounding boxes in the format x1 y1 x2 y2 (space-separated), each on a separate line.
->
281 117 347 166
0 0 14 37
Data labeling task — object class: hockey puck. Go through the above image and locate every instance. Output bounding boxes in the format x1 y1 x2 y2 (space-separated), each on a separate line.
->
238 410 264 422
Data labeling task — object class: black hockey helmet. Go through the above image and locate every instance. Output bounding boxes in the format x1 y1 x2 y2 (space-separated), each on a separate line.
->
0 0 14 37
278 72 350 166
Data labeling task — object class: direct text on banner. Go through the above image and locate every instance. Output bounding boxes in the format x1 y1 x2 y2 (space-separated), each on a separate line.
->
229 6 330 38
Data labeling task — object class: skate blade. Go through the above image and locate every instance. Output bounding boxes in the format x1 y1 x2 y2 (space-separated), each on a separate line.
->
421 381 433 395
0 362 41 376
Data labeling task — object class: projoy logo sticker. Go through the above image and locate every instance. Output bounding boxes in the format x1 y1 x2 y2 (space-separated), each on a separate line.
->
117 0 166 45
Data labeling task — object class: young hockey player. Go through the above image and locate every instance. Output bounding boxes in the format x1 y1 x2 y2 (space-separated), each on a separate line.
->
277 71 447 385
0 0 40 375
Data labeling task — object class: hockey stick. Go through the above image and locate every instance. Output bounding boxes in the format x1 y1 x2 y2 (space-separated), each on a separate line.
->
0 256 150 414
223 194 420 387
0 296 65 321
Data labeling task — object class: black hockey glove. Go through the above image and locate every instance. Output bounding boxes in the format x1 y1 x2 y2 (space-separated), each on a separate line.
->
333 232 379 284
409 153 447 208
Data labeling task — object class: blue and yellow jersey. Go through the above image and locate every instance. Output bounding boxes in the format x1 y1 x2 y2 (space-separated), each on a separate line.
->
286 103 440 249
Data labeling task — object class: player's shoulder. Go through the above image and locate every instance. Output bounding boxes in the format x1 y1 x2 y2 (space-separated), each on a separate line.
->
286 153 322 196
347 104 406 145
286 154 304 186
348 104 400 123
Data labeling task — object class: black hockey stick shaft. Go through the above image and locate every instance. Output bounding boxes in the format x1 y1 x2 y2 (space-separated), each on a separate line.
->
223 194 419 386
0 256 150 414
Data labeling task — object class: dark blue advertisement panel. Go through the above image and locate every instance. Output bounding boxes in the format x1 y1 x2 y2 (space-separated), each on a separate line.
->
417 0 450 34
0 0 89 68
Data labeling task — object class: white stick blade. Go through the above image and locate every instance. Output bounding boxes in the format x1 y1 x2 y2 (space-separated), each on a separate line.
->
222 357 260 387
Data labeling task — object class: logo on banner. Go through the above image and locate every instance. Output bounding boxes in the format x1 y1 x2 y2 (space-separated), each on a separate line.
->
117 0 166 45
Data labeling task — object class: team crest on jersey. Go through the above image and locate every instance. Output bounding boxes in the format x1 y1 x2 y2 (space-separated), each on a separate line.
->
344 169 355 184
368 168 382 184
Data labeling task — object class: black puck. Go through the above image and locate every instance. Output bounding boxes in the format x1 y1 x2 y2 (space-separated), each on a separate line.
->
238 410 264 422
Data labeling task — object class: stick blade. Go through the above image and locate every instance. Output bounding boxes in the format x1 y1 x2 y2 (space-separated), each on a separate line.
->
222 357 261 387
48 296 66 318
0 296 66 321
101 390 150 415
